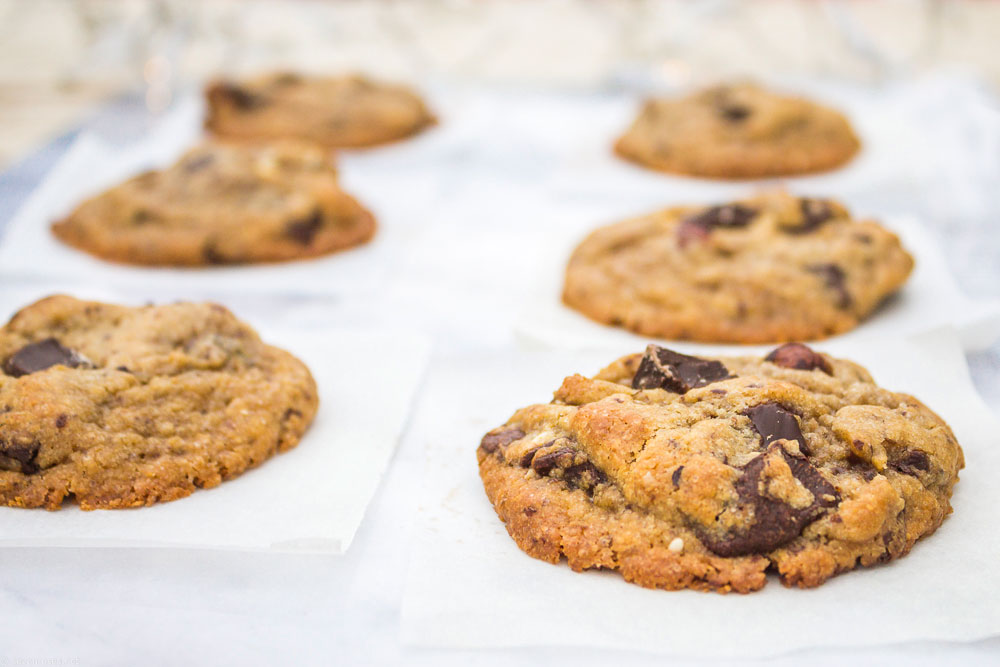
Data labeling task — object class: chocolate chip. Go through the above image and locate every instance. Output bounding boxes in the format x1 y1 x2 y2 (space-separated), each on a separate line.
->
530 447 576 476
631 344 732 393
3 339 92 377
782 199 835 234
698 444 839 557
55 414 68 429
807 263 852 309
746 402 808 454
519 446 542 468
889 449 930 476
672 466 684 488
765 343 833 375
0 439 40 474
202 243 225 264
479 427 525 454
677 205 758 248
215 83 265 111
718 103 751 122
285 209 324 245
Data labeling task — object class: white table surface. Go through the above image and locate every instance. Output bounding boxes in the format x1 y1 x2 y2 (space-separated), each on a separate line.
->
1 78 999 666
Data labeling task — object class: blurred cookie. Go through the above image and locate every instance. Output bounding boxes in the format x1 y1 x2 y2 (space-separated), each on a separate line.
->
477 343 963 592
562 191 913 343
615 83 860 178
205 72 435 148
0 295 318 509
52 141 375 266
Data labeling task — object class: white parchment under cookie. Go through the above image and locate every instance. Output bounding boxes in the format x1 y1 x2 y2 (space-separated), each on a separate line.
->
0 286 431 554
514 211 1000 353
400 328 1000 658
0 94 450 298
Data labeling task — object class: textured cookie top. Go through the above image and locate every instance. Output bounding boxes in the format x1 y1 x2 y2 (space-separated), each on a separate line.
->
477 343 963 593
562 191 914 343
614 83 860 178
205 72 435 148
51 141 375 266
0 296 318 510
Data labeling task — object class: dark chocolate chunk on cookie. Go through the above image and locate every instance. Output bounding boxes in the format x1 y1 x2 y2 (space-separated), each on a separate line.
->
765 343 833 374
632 344 732 392
3 339 92 377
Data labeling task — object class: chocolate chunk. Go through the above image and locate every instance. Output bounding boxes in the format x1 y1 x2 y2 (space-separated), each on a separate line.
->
671 465 684 488
718 103 751 122
782 198 835 234
807 263 852 309
889 449 930 476
285 210 324 245
479 427 525 454
55 414 68 429
530 447 576 476
3 339 92 377
746 402 808 454
765 343 833 375
0 439 40 474
698 444 840 557
677 204 758 247
215 83 265 111
202 243 225 264
519 446 542 468
632 344 732 393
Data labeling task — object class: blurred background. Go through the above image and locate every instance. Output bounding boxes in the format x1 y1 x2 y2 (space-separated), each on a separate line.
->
0 0 998 169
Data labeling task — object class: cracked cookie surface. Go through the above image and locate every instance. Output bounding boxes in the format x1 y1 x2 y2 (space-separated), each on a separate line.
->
52 141 375 266
477 343 963 593
615 83 860 178
562 191 914 343
0 295 318 510
205 72 435 148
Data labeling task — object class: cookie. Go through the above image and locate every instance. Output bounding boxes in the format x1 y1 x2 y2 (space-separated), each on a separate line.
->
51 140 375 266
614 83 861 178
0 295 318 510
477 343 963 593
562 191 913 343
205 72 435 148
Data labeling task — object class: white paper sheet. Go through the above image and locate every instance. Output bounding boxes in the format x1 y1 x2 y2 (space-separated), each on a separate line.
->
514 211 1000 353
542 80 933 206
0 95 445 297
400 328 1000 658
0 286 431 554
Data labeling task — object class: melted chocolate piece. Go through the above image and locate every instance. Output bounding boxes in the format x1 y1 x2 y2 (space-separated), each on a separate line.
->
782 198 835 234
479 427 525 454
677 204 758 248
3 339 92 377
699 444 840 557
889 449 930 476
765 343 833 375
215 83 265 111
285 210 324 245
671 465 684 488
202 243 225 264
746 402 808 454
520 442 606 495
0 439 40 474
807 263 852 309
718 103 751 122
632 345 732 393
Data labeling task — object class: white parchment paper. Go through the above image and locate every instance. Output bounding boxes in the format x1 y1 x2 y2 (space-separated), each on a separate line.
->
400 328 1000 658
0 95 447 297
0 286 431 554
514 212 1000 353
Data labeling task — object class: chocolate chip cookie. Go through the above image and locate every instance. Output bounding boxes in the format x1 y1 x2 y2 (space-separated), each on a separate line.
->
51 140 375 266
205 72 435 148
562 191 913 343
615 83 861 178
477 343 963 593
0 295 318 510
